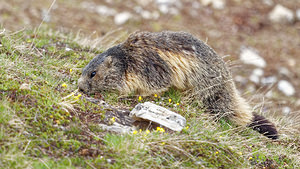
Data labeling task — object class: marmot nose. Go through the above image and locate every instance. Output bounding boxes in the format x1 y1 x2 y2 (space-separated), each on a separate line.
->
78 88 84 92
77 77 86 93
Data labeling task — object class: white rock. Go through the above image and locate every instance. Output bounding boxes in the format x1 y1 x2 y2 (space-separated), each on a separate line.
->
287 58 296 67
235 75 247 84
249 74 259 84
96 5 116 16
282 106 291 115
261 76 277 85
141 10 152 19
296 9 300 21
278 67 290 76
114 12 132 25
130 102 186 131
240 48 266 68
269 4 294 24
158 4 169 14
20 83 31 90
266 90 273 98
155 0 177 5
262 0 273 6
201 0 226 9
278 80 295 96
41 9 51 23
65 47 72 51
249 69 264 84
98 122 134 134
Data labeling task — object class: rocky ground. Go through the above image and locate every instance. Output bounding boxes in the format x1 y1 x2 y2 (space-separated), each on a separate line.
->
1 0 299 123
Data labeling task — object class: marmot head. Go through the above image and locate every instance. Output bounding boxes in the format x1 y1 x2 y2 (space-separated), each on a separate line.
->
78 45 127 95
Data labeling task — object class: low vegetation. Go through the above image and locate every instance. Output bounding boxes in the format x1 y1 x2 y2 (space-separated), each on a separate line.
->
0 28 299 168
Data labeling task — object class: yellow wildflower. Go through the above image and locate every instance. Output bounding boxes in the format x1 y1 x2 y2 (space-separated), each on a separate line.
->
74 93 82 100
133 130 138 135
176 102 180 106
168 98 172 103
69 69 73 73
61 83 67 88
50 115 53 118
154 94 158 98
161 142 166 145
215 151 219 155
146 130 150 134
110 117 116 124
138 96 142 101
139 129 142 133
156 127 165 133
249 157 253 160
185 126 189 130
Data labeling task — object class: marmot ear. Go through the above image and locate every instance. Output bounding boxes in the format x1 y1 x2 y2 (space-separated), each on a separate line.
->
104 55 113 67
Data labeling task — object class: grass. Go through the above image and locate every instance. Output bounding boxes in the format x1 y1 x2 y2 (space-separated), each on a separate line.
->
0 27 300 169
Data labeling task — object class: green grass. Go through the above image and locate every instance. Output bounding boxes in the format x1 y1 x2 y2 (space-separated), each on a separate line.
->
0 27 299 169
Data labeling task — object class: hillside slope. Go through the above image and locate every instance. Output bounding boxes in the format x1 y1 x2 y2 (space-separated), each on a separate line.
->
0 28 300 168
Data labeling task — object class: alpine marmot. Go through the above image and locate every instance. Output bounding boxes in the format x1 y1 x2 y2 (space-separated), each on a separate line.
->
78 31 278 139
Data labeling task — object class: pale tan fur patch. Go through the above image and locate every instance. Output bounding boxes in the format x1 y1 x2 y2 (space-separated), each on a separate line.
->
122 73 168 96
230 87 254 126
156 50 198 90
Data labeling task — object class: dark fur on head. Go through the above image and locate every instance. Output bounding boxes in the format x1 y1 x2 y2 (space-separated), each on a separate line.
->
78 45 128 95
78 31 278 139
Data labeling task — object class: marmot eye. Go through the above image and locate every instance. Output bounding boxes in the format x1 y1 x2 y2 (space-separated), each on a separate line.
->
91 71 96 78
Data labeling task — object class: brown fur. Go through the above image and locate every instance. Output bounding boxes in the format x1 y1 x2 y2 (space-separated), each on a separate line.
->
78 31 278 139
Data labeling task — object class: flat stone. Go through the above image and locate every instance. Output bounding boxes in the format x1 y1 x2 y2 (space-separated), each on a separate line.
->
296 9 300 21
269 4 294 24
201 0 226 9
19 83 31 90
114 12 132 25
99 122 134 134
278 80 295 96
130 102 186 131
240 47 266 68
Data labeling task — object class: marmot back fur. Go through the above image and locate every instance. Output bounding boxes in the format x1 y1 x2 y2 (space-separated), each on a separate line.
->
78 31 278 139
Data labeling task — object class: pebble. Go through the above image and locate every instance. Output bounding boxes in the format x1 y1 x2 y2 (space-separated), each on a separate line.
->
201 0 226 9
20 83 31 90
296 9 300 21
278 80 295 96
41 9 51 23
261 76 277 85
96 5 116 16
282 106 291 115
240 47 266 68
114 12 132 25
65 47 72 51
235 75 247 84
249 68 264 84
262 0 273 6
269 4 294 24
278 67 290 76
